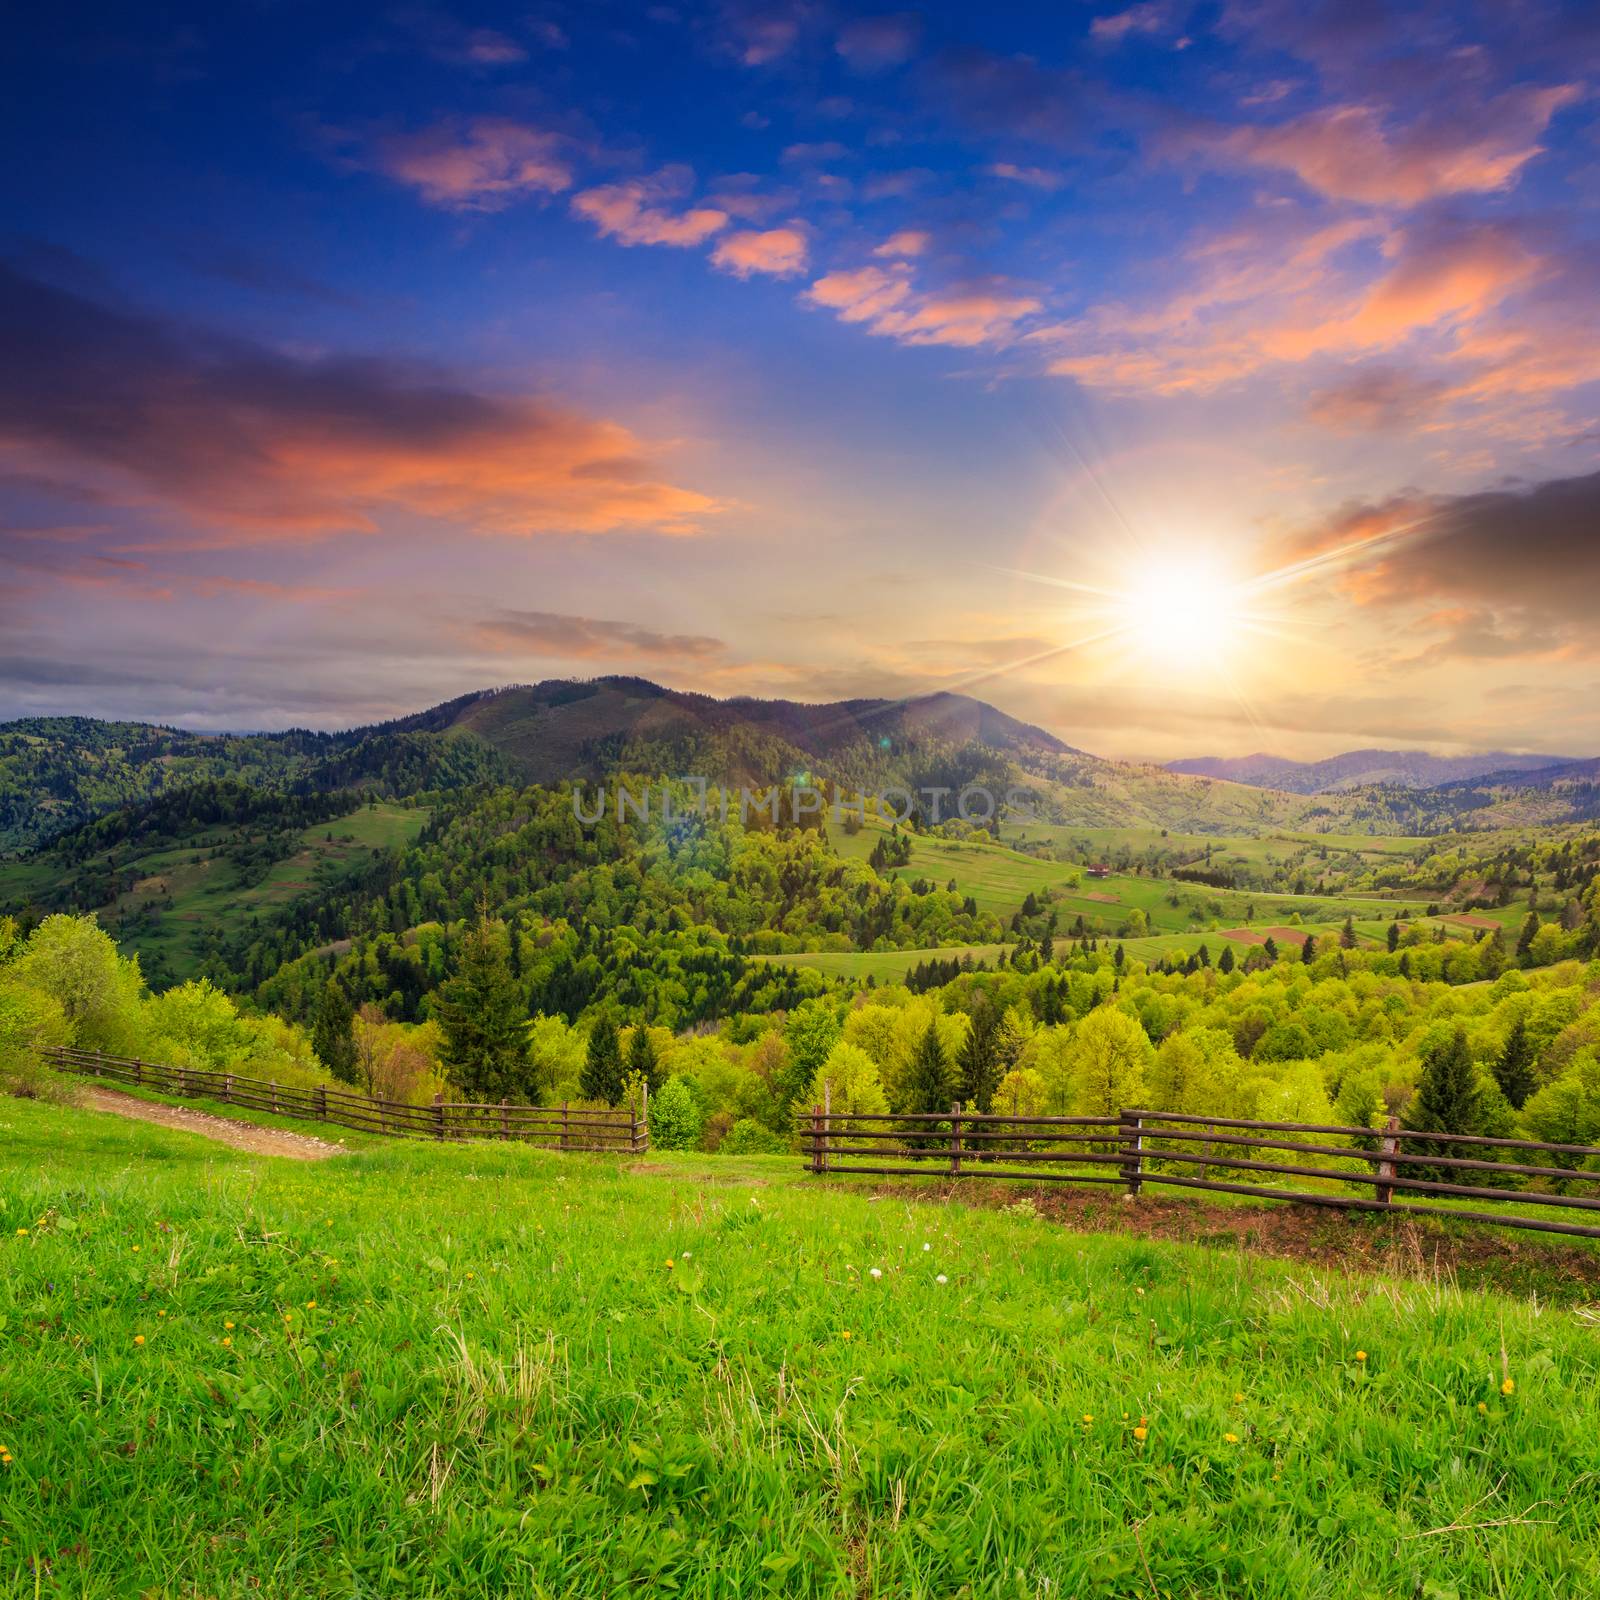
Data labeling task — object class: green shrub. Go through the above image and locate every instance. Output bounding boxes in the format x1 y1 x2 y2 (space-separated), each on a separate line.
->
647 1075 703 1151
719 1117 785 1155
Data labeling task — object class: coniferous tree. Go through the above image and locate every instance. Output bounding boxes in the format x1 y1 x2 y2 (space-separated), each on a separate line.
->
1493 1016 1536 1110
956 995 1001 1111
311 977 358 1085
1340 915 1357 949
903 1018 953 1121
434 914 530 1101
626 1023 663 1092
581 1014 626 1105
1387 920 1401 953
1407 1027 1481 1177
1517 911 1541 964
1301 935 1316 964
1218 945 1235 974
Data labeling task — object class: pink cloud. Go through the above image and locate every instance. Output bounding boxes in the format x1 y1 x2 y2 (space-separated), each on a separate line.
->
710 225 809 278
370 119 572 211
1178 85 1582 206
872 229 931 258
835 13 921 72
570 168 729 247
804 266 1040 348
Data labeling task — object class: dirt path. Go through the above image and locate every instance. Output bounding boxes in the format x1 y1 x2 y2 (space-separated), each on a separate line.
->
81 1087 346 1160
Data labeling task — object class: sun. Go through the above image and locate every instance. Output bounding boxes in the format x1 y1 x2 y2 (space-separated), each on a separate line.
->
1114 560 1248 669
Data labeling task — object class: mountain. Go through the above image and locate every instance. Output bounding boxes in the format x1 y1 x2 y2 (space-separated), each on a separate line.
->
1165 748 1579 795
0 680 1082 854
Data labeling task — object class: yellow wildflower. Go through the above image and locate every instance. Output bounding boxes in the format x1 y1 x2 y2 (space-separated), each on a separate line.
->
1354 1350 1367 1363
1132 1426 1148 1442
1081 1414 1094 1425
1223 1432 1239 1444
134 1335 146 1346
1501 1378 1515 1395
224 1320 235 1330
1477 1402 1488 1414
1232 1392 1243 1403
305 1300 316 1309
14 1228 25 1237
222 1338 232 1349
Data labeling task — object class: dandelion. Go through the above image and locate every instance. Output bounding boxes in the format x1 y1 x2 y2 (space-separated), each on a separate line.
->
1233 1393 1243 1404
132 1245 140 1253
305 1300 316 1309
1477 1402 1488 1415
1133 1426 1148 1442
665 1258 675 1269
224 1321 235 1330
465 1272 474 1280
840 1330 852 1341
157 1310 166 1318
222 1338 232 1349
935 1274 948 1285
1223 1432 1239 1444
869 1268 883 1280
1354 1350 1367 1363
134 1335 146 1346
1501 1378 1515 1395
14 1228 25 1237
1081 1414 1094 1425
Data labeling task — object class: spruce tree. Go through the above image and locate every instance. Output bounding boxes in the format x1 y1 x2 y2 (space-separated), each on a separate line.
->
626 1023 663 1092
1387 920 1400 953
903 1018 953 1141
581 1014 626 1105
434 914 530 1102
1301 934 1316 964
956 996 1000 1111
311 977 358 1086
1493 1016 1536 1110
1517 910 1540 963
1340 916 1357 949
1406 1027 1481 1178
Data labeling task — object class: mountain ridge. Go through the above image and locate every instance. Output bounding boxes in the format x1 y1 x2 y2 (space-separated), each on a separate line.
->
1166 747 1582 794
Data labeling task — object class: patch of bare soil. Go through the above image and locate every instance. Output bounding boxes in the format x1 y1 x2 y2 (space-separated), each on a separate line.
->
81 1087 345 1160
864 1179 1600 1299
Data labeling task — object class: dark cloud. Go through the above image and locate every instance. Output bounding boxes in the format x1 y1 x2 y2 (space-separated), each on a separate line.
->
920 48 1094 148
1289 469 1600 626
474 609 727 662
0 260 719 543
1306 364 1450 430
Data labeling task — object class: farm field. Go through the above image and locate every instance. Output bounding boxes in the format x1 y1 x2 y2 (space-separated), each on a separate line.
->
0 802 427 983
7 1100 1600 1599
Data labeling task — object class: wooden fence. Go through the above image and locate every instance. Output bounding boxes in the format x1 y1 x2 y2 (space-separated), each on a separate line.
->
800 1094 1600 1241
46 1046 646 1152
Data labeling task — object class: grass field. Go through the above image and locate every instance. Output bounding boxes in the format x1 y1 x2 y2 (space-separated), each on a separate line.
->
0 802 427 982
5 1095 1600 1597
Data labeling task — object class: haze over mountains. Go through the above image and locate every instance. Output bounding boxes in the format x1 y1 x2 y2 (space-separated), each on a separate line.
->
1165 750 1583 794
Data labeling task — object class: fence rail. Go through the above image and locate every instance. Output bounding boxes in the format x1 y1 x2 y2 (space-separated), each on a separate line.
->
799 1096 1600 1241
46 1046 646 1153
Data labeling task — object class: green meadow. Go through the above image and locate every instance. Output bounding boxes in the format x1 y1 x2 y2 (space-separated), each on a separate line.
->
0 803 426 983
5 1095 1600 1598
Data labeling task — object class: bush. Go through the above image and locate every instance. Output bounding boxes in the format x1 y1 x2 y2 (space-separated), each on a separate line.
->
719 1117 786 1155
0 976 72 1100
648 1076 703 1151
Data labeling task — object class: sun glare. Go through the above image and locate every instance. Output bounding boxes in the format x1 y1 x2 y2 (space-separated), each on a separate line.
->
1116 561 1245 668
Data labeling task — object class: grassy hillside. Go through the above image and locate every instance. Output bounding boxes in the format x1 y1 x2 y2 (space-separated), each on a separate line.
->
0 801 427 985
4 1095 1598 1597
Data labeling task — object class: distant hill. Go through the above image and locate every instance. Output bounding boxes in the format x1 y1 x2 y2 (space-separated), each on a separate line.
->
1165 748 1580 794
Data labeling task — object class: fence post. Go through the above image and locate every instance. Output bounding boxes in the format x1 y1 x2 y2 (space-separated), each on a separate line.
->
1376 1116 1400 1207
131 1053 141 1088
950 1101 963 1178
1119 1110 1144 1197
222 1073 233 1104
433 1092 445 1141
822 1081 831 1175
561 1101 569 1151
810 1103 823 1174
639 1082 650 1154
500 1098 510 1140
315 1085 328 1122
271 1081 280 1115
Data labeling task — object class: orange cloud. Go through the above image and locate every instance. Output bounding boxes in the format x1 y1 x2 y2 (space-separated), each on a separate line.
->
710 225 809 278
570 168 729 247
873 230 931 258
472 609 727 661
0 263 721 545
1179 86 1582 206
370 119 572 210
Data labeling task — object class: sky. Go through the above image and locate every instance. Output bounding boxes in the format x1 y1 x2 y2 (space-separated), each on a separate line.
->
2 0 1598 761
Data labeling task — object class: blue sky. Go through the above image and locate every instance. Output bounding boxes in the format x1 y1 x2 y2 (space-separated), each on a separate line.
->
2 0 1598 757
